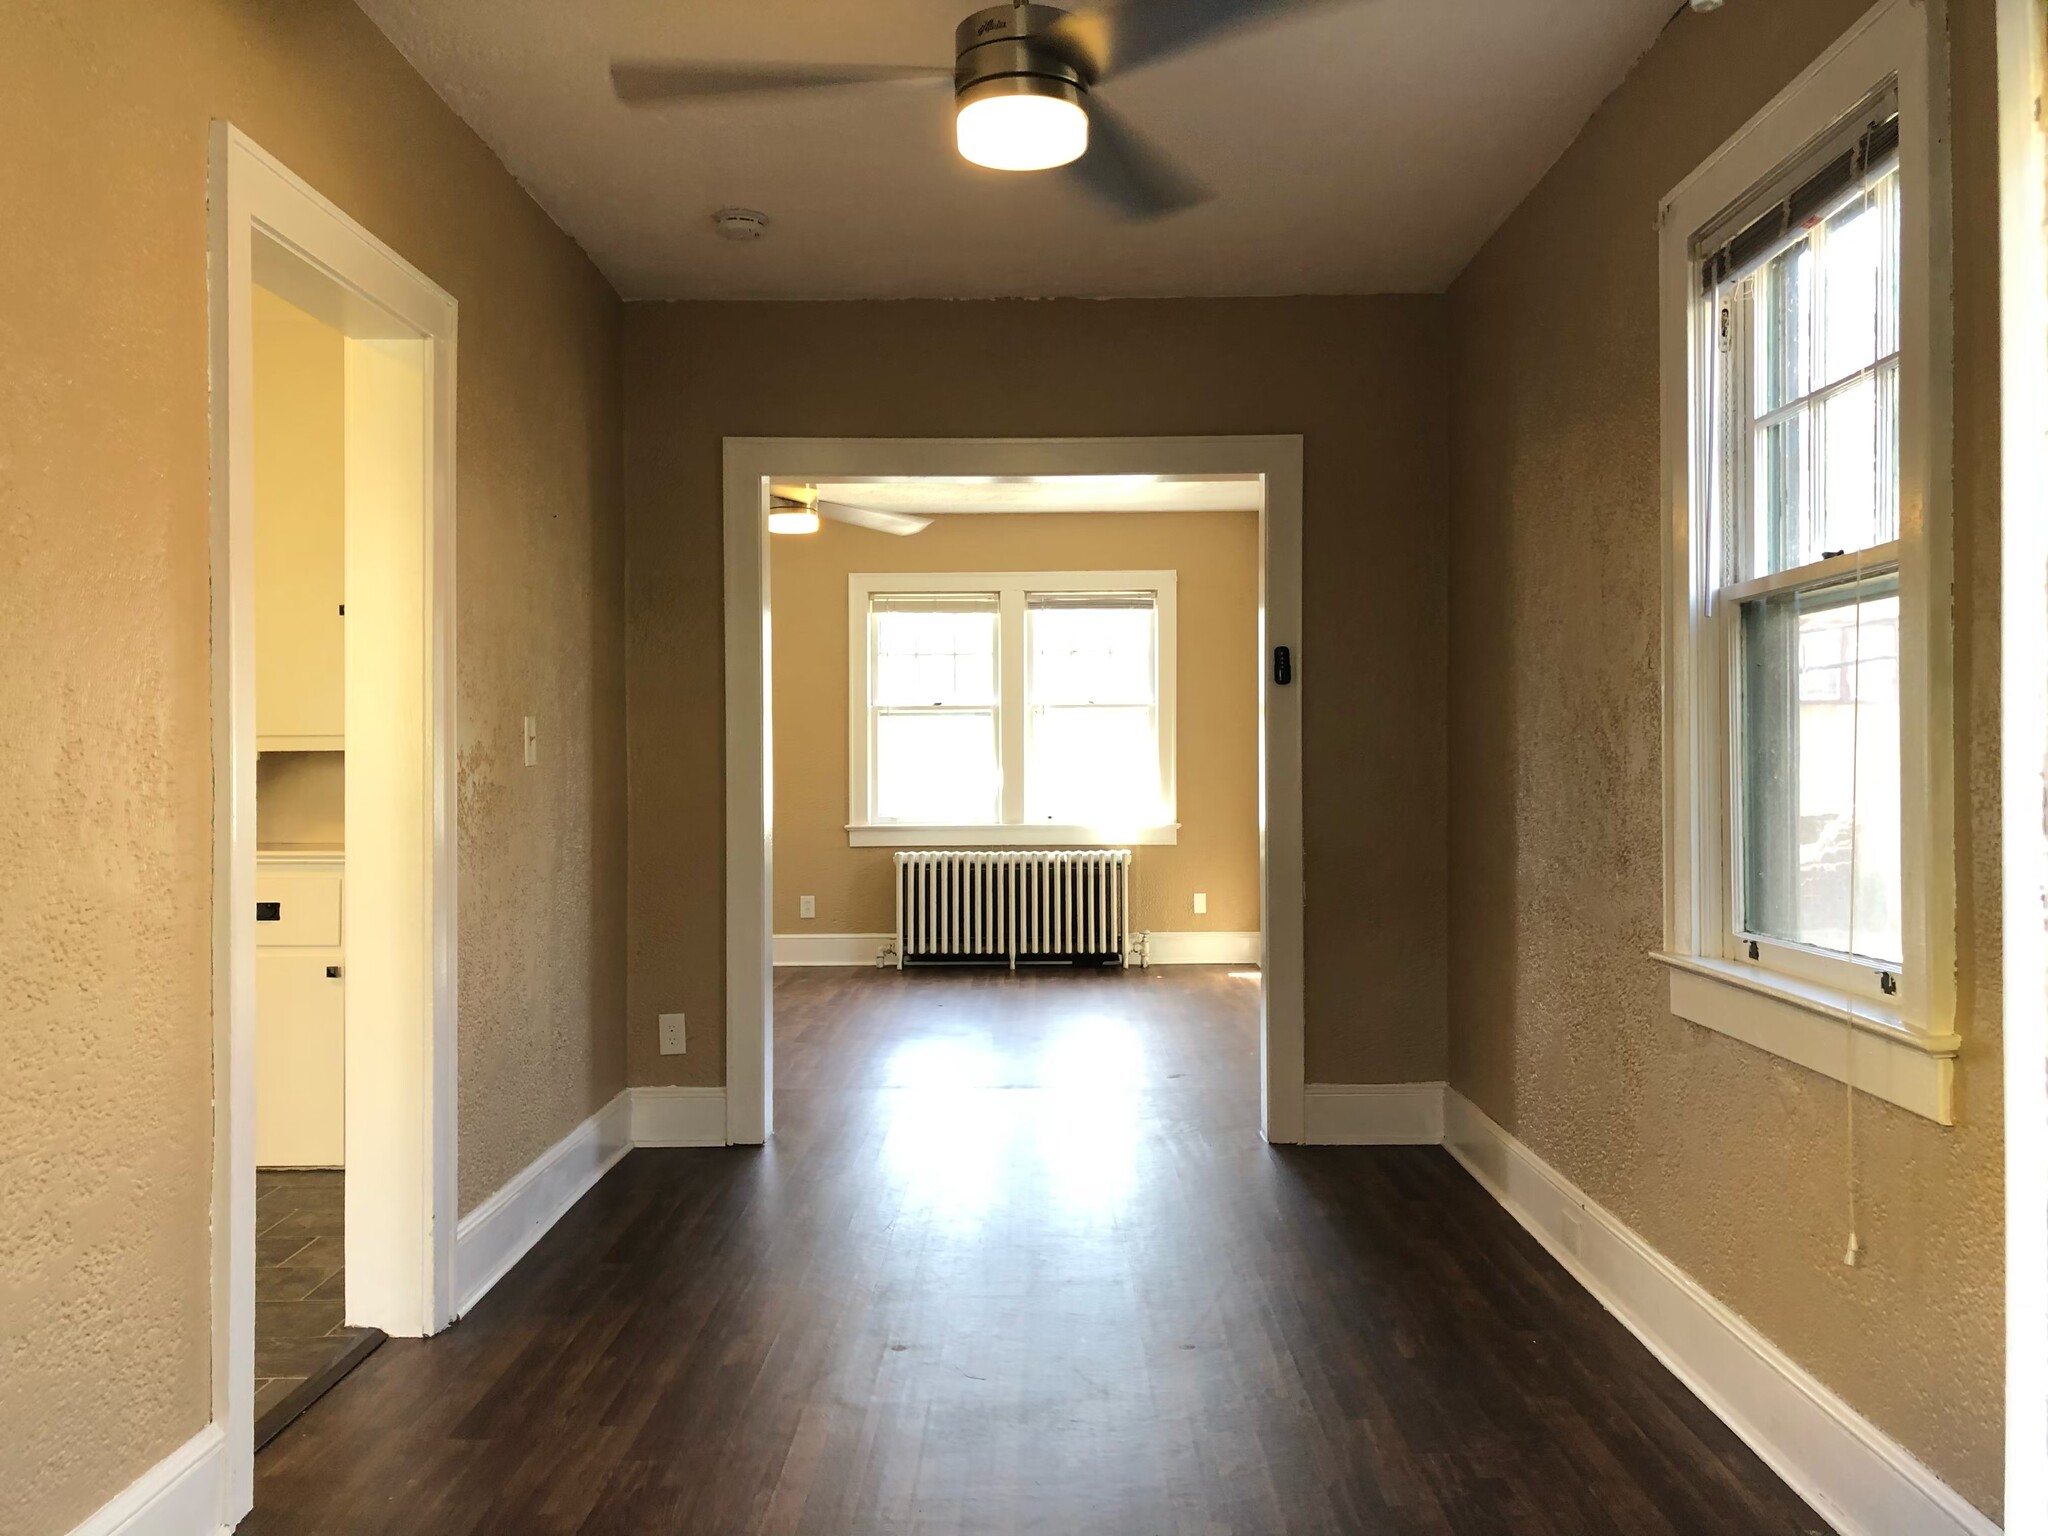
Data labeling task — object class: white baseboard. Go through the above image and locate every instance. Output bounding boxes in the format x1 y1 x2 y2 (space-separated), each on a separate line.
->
1140 930 1260 965
1443 1090 1998 1536
454 1089 632 1318
629 1085 730 1147
1302 1081 1446 1144
65 1424 228 1536
772 931 1264 967
773 932 892 966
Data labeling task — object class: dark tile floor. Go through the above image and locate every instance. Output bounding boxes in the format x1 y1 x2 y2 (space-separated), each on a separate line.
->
255 1169 382 1448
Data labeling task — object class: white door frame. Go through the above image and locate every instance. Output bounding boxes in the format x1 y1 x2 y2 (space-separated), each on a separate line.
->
1998 0 2048 1525
722 436 1306 1145
207 124 458 1522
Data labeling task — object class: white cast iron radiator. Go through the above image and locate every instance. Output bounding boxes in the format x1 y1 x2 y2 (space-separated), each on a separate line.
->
893 850 1133 968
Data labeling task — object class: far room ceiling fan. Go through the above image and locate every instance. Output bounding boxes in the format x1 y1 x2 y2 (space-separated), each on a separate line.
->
611 0 1341 219
770 487 934 536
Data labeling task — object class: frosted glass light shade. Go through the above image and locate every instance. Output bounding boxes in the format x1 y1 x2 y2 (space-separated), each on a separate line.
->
956 91 1088 172
768 508 821 535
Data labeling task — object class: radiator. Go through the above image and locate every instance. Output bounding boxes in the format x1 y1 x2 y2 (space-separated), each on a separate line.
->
893 850 1133 968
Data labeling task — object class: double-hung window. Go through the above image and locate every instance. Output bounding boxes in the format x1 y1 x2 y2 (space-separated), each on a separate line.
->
849 572 1177 847
1659 0 1955 1123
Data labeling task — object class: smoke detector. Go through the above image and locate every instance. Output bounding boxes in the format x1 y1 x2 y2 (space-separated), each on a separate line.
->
711 207 770 241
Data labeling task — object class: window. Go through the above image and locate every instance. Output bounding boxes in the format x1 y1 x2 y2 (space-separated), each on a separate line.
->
1659 0 1954 1123
848 572 1177 846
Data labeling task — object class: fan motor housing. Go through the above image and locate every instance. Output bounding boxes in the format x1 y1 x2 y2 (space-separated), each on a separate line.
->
954 3 1089 113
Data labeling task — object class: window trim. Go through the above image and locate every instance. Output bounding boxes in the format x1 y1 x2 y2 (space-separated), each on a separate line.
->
1657 0 1955 1123
847 569 1179 848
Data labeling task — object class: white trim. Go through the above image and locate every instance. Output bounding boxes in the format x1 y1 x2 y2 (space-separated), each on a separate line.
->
1655 952 1955 1123
1444 1091 1998 1536
846 569 1178 838
1999 0 2048 1521
727 436 1305 1147
256 733 345 753
629 1086 732 1148
1657 0 1957 1072
771 931 1261 966
774 932 895 966
1139 930 1262 966
1301 1082 1446 1145
847 822 1180 848
62 1426 229 1536
208 123 458 1523
453 1090 633 1318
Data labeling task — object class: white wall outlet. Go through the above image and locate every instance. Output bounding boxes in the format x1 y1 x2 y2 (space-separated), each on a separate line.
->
658 1012 686 1055
799 895 816 919
522 715 538 767
1192 892 1208 915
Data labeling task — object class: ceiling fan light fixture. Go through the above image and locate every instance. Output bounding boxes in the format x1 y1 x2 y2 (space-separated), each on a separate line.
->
767 507 821 535
955 76 1088 172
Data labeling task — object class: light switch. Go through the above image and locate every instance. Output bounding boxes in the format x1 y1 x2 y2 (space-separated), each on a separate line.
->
1193 892 1208 915
799 895 816 919
522 715 538 767
658 1012 686 1055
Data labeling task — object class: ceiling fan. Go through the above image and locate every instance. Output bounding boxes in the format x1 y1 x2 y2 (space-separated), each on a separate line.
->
770 488 934 536
611 0 1339 219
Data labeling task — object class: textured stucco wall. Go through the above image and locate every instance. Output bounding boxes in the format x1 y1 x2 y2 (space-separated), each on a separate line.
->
1446 0 2003 1515
771 510 1260 936
0 3 625 1530
625 297 1450 1092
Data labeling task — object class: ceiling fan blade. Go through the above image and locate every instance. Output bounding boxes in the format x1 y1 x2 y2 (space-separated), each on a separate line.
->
1051 0 1343 83
815 500 934 537
1065 98 1212 219
610 60 951 104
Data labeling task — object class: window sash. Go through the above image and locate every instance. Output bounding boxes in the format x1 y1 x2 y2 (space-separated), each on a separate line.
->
1719 557 1903 1001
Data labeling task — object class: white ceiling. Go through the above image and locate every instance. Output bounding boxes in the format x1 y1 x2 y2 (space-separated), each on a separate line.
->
777 475 1264 514
355 0 1675 301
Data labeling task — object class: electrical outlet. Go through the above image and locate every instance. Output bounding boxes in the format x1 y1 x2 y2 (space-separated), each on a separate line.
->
522 715 538 767
800 895 816 919
658 1012 686 1055
1193 892 1208 915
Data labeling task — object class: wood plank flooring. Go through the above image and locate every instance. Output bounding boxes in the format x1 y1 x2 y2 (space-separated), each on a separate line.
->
244 966 1829 1534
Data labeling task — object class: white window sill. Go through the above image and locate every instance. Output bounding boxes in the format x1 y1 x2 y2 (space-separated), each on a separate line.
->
1651 952 1958 1125
848 823 1179 849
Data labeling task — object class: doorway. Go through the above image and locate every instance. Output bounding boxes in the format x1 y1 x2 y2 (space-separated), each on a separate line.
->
722 438 1305 1146
208 125 457 1523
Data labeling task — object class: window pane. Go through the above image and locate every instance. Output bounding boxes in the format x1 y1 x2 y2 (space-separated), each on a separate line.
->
1819 191 1882 386
1738 577 1902 965
1757 241 1811 414
872 601 997 706
1027 706 1160 827
874 710 999 824
1028 601 1155 705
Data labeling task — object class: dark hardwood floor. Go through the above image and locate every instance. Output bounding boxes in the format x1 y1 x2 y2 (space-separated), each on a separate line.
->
245 966 1828 1535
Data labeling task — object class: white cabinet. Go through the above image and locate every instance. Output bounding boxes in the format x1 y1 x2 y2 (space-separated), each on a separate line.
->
254 286 346 751
256 853 344 1167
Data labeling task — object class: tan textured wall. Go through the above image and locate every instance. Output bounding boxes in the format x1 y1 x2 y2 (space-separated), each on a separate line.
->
626 297 1450 1091
771 510 1260 936
1446 0 2003 1514
0 3 625 1530
257 753 347 849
